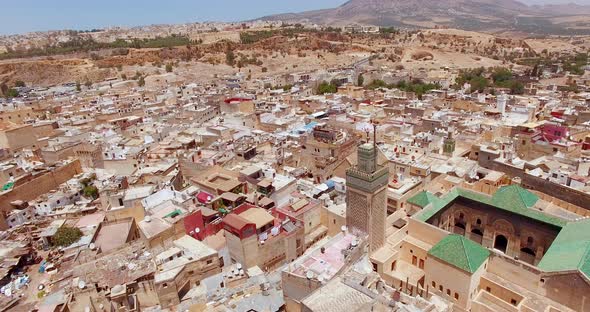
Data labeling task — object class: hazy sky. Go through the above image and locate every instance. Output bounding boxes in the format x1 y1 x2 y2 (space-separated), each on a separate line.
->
1 0 589 35
0 0 345 35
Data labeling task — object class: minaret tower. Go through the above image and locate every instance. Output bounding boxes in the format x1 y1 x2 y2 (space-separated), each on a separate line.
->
346 121 389 253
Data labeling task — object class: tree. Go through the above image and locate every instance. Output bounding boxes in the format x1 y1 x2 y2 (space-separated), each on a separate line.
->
14 80 25 88
5 88 18 98
225 49 236 66
83 185 99 199
76 82 81 92
316 81 337 95
491 67 513 84
165 63 173 73
357 74 364 87
52 225 83 247
121 73 127 80
84 80 92 88
138 76 145 87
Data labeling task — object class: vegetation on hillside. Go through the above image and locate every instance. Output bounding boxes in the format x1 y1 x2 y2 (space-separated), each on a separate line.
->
454 67 525 94
0 34 201 60
365 79 441 99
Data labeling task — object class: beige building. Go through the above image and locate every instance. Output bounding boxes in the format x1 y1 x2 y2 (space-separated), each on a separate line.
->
370 185 590 312
154 235 222 308
223 203 304 270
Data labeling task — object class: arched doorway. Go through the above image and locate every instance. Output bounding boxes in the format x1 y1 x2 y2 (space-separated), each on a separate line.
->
520 247 536 265
454 221 466 235
494 235 508 253
520 247 535 256
470 228 484 244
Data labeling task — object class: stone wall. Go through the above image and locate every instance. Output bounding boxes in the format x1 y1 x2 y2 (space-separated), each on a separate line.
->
0 160 83 225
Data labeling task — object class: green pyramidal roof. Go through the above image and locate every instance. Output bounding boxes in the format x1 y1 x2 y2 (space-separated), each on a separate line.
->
538 218 590 279
428 234 490 274
492 185 539 210
407 191 439 208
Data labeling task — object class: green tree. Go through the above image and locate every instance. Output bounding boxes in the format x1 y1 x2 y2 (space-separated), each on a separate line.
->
138 76 145 87
469 76 489 93
76 82 81 92
14 80 25 87
84 80 92 88
5 88 18 98
165 63 173 73
357 74 364 87
492 67 513 84
316 81 338 95
52 225 83 247
83 185 99 199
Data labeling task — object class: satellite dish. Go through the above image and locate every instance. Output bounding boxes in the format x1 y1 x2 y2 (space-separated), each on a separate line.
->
78 280 86 289
144 216 152 223
195 228 200 234
237 263 242 270
306 271 314 279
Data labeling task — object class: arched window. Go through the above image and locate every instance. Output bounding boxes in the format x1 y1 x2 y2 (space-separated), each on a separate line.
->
527 236 534 245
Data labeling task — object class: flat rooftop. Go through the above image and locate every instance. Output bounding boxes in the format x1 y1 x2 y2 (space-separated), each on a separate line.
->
288 233 356 282
93 220 133 253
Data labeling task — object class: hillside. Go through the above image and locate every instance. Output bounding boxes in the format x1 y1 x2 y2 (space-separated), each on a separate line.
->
259 0 590 35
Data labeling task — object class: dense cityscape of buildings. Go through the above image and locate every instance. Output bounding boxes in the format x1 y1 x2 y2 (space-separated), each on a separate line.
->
0 21 589 312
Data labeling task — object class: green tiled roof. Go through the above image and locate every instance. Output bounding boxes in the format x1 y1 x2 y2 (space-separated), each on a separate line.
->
407 191 439 208
491 185 539 210
428 234 490 273
538 218 590 279
412 185 590 278
413 186 566 228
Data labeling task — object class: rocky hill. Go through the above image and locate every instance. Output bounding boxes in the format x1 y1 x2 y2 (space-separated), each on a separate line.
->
259 0 590 35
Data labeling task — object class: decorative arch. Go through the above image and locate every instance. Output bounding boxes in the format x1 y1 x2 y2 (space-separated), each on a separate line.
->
492 219 515 235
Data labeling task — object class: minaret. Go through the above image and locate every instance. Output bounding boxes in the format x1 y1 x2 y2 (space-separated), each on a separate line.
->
346 121 389 253
443 130 456 156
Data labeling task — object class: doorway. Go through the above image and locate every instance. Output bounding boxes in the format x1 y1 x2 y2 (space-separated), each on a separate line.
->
494 234 508 253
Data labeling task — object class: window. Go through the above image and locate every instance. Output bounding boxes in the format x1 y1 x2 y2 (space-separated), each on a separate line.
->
333 219 336 224
206 259 213 264
432 281 436 287
510 299 517 306
439 285 443 291
446 289 451 296
391 261 396 271
162 283 168 288
476 218 481 225
485 287 491 293
454 293 459 301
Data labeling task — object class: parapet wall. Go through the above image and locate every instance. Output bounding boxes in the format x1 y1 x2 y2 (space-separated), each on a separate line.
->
0 159 83 217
